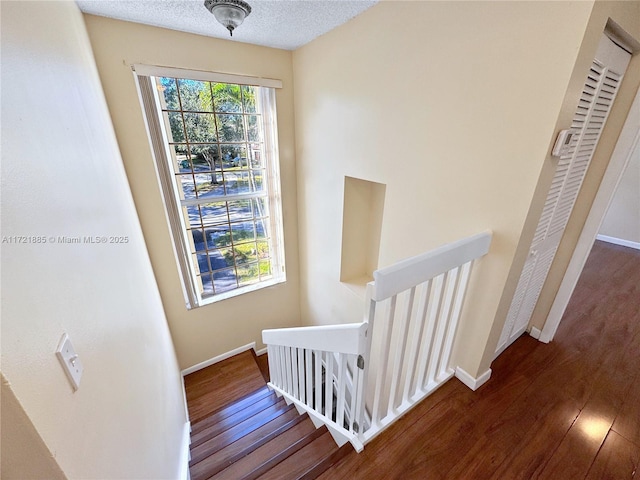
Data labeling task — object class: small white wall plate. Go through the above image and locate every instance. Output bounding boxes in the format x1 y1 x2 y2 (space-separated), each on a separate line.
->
56 333 83 391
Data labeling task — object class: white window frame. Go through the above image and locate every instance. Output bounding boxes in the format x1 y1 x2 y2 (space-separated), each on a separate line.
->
135 65 286 308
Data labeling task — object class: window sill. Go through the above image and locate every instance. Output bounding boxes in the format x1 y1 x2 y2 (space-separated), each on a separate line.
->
192 275 286 308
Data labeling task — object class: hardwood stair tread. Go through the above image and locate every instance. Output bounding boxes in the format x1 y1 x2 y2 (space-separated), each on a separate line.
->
204 418 321 480
187 354 350 480
191 385 273 435
191 388 284 439
256 430 343 480
190 404 303 467
191 398 292 449
185 351 268 424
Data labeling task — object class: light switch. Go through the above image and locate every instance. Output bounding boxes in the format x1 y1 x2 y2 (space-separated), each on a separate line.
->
56 333 83 391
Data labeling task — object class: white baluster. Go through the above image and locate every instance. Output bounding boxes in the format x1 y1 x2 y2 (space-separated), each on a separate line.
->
297 348 305 403
325 351 334 419
336 353 347 428
387 286 415 415
416 274 443 393
284 346 293 395
371 295 396 427
403 280 431 402
426 269 458 387
290 346 299 398
305 348 313 408
440 261 472 377
314 349 322 411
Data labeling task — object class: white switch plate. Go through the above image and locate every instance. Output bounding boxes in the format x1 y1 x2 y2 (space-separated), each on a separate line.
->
56 333 83 391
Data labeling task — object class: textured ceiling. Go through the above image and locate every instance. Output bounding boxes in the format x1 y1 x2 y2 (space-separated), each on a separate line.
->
76 0 378 51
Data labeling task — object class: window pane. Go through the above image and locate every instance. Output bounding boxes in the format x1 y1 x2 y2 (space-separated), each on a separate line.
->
172 145 191 173
206 225 232 248
228 199 252 222
190 228 207 252
216 114 245 142
195 173 225 198
259 260 272 278
214 248 235 269
256 218 268 239
177 79 213 112
224 170 252 195
184 205 201 227
249 145 263 168
164 111 185 143
250 169 265 193
200 273 214 296
220 144 247 169
233 243 258 265
247 115 262 142
238 263 260 286
200 202 228 226
189 145 219 173
158 77 179 110
212 83 242 113
231 221 256 243
195 253 211 274
242 86 257 113
257 240 270 259
252 198 268 219
213 267 238 293
176 174 196 200
183 113 217 143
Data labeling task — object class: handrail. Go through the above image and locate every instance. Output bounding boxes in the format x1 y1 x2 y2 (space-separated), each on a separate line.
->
262 323 367 354
262 231 492 451
372 231 492 301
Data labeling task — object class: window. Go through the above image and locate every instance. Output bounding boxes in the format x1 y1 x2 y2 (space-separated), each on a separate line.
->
136 67 285 308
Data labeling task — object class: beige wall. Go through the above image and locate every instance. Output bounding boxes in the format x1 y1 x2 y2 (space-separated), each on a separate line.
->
83 16 301 369
1 376 67 480
292 0 597 377
1 1 187 478
526 1 640 334
599 141 640 244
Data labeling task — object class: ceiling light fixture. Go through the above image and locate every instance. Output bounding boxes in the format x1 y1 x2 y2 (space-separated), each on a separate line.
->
204 0 252 37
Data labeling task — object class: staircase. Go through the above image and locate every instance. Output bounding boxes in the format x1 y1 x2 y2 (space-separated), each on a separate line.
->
186 231 493 477
186 353 352 479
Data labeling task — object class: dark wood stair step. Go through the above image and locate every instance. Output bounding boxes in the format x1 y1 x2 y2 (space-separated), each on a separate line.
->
185 351 268 424
204 418 322 480
191 385 273 435
191 391 280 445
190 403 300 464
257 430 348 480
191 399 292 450
189 408 307 474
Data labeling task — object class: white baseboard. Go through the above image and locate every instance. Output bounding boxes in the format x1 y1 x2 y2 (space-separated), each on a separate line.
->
455 366 492 391
596 234 640 250
529 326 542 340
178 421 191 480
179 374 190 433
255 347 267 356
181 342 256 376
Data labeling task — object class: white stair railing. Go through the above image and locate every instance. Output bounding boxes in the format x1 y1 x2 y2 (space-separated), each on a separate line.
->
262 231 492 451
262 323 368 452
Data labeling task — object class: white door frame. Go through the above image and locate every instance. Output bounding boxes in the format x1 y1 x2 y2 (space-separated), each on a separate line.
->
539 87 640 344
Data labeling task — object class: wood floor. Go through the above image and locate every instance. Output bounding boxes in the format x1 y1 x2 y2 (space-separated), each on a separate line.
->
319 240 640 479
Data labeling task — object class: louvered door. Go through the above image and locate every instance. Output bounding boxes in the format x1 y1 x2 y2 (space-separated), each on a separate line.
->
496 34 631 355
